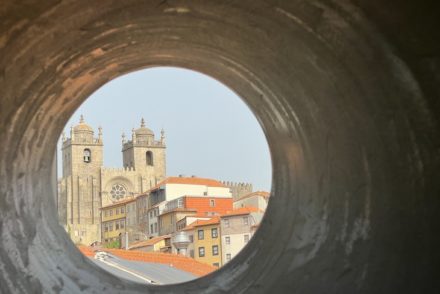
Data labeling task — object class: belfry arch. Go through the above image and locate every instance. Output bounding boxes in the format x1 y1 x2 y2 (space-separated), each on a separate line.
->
0 1 439 293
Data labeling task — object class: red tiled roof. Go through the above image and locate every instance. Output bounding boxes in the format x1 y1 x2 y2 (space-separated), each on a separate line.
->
100 197 136 209
221 206 261 217
236 191 270 201
129 235 170 250
151 176 226 190
159 208 197 216
193 217 220 227
77 246 216 277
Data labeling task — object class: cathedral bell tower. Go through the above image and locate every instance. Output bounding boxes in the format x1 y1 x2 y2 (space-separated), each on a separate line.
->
59 115 103 245
121 118 166 191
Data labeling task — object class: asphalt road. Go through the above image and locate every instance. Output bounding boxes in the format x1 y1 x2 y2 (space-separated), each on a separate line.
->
92 253 197 285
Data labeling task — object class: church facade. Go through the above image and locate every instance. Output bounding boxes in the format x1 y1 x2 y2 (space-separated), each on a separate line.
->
58 116 166 245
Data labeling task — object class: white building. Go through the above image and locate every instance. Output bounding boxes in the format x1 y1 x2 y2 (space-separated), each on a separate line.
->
149 176 232 206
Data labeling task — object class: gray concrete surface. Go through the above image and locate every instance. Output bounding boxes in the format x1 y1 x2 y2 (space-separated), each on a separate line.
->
0 1 439 293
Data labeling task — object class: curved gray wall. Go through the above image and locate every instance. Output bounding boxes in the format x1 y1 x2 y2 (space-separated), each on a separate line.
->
0 1 439 293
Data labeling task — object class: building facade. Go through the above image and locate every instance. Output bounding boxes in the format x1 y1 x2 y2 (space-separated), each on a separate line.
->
101 199 132 244
220 207 263 264
193 218 222 267
58 116 166 245
233 191 270 211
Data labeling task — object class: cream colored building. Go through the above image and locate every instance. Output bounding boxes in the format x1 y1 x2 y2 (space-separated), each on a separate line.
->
233 191 270 211
58 116 166 245
220 207 264 264
149 176 232 206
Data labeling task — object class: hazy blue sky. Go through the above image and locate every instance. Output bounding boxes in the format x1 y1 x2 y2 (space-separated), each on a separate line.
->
58 67 272 191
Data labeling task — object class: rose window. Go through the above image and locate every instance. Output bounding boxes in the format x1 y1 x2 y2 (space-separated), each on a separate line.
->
110 184 127 201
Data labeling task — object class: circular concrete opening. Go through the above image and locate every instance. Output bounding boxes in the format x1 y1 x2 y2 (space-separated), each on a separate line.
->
57 67 273 284
1 1 439 293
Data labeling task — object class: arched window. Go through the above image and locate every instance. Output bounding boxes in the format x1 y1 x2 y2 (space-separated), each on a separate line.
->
83 149 91 163
146 151 153 166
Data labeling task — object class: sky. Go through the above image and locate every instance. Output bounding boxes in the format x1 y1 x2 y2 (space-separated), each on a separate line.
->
58 67 272 191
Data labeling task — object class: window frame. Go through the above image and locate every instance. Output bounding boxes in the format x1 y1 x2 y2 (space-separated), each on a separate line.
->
211 227 218 238
198 229 204 240
225 236 230 245
198 247 205 257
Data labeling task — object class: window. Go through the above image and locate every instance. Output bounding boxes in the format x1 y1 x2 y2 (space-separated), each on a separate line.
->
244 234 250 243
225 236 230 245
104 210 108 217
213 263 219 267
154 223 158 233
110 184 127 201
104 223 108 232
109 210 113 216
116 208 119 215
226 253 231 261
198 247 205 257
150 224 154 234
223 219 229 227
146 151 154 166
209 199 215 207
212 245 219 256
198 229 204 240
83 149 91 163
115 221 119 230
243 216 249 225
211 228 218 238
120 219 125 229
121 207 125 214
189 235 194 242
109 223 113 231
203 191 208 196
190 250 194 258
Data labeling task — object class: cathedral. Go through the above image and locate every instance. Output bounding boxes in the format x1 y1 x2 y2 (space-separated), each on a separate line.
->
57 116 166 245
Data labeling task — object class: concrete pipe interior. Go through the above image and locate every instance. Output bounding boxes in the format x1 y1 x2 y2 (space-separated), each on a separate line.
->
0 1 439 293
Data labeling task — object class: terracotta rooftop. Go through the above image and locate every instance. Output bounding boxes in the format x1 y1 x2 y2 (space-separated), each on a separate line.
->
221 206 261 217
182 217 220 231
77 246 216 277
100 197 136 209
152 176 227 190
236 191 270 201
159 207 197 216
129 235 170 250
193 216 220 227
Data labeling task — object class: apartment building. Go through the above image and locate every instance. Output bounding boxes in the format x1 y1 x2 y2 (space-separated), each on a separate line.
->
149 176 232 206
193 217 222 267
100 198 134 244
233 191 270 211
220 207 264 264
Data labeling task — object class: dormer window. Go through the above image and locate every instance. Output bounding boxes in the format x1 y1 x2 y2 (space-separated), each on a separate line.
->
146 151 153 166
83 149 91 163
